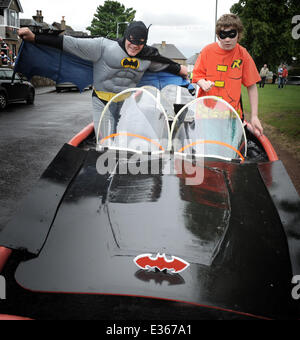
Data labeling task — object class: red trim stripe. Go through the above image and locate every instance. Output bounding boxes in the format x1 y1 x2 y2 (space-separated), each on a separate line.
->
0 314 33 321
15 277 273 320
245 122 278 162
68 123 94 147
256 134 279 162
0 247 12 273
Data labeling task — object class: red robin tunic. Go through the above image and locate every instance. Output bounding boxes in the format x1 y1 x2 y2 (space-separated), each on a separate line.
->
193 42 261 119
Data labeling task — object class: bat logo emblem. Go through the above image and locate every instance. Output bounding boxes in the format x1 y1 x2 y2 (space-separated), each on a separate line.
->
134 253 190 274
121 58 140 69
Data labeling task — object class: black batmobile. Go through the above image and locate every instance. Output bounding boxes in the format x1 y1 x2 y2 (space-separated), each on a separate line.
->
0 86 299 320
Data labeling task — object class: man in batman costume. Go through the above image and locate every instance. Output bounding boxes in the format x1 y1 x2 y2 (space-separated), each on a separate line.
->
18 22 188 136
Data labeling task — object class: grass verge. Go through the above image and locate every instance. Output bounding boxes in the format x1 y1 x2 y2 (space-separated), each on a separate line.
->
242 84 300 159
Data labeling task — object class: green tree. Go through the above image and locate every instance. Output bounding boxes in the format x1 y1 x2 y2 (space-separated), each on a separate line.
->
87 1 136 38
230 0 300 72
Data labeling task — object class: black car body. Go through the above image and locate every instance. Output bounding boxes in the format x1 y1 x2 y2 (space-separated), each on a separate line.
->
0 88 299 321
0 67 35 110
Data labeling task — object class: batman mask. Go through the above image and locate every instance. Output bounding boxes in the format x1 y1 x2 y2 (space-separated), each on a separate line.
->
124 21 149 46
118 21 177 66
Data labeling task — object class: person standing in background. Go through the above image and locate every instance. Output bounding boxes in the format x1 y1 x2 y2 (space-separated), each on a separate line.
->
282 65 289 88
278 64 284 89
259 64 269 88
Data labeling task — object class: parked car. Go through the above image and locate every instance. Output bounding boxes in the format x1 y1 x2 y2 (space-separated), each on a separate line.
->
286 76 300 85
56 82 79 93
0 68 35 110
56 82 92 93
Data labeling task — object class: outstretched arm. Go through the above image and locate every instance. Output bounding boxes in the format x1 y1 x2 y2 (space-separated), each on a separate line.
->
247 84 263 136
146 46 188 79
18 27 103 63
151 62 188 79
18 27 63 49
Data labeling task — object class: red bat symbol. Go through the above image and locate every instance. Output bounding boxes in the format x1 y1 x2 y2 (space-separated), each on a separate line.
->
134 253 190 274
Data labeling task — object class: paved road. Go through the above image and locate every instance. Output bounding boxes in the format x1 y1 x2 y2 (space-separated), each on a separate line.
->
0 89 93 231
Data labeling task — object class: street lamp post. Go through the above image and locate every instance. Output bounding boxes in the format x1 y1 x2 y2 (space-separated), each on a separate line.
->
116 21 129 39
214 0 218 42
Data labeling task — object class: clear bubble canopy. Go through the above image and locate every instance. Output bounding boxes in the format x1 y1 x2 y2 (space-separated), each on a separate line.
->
96 88 247 162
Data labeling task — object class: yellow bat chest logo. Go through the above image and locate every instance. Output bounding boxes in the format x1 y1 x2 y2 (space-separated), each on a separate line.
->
121 58 140 69
231 59 243 69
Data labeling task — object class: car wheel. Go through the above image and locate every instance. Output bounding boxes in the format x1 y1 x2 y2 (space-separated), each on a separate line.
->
0 93 7 110
26 90 35 105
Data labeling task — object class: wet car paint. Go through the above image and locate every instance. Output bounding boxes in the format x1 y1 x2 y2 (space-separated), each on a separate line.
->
1 148 297 319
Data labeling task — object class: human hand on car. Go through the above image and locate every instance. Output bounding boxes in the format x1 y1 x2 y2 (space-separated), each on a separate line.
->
179 65 188 79
250 116 264 137
197 79 215 92
18 27 35 42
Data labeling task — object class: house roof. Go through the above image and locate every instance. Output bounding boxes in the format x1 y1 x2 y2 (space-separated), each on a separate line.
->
187 53 200 65
0 0 11 7
20 13 88 37
52 22 88 37
20 18 43 27
152 42 186 60
0 0 23 12
52 22 74 32
20 18 56 31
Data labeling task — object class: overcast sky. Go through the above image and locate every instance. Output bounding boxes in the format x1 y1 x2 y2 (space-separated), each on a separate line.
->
19 0 237 58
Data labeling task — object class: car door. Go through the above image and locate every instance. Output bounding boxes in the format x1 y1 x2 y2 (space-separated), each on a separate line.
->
0 69 16 101
3 69 28 100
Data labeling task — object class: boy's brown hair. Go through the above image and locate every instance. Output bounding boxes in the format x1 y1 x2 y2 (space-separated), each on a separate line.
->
216 14 244 41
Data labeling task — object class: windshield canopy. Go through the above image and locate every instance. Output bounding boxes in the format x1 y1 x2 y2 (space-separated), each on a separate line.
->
172 96 247 162
96 88 170 153
97 92 246 161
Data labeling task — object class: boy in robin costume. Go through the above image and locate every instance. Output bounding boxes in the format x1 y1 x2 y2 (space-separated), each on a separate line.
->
193 14 263 136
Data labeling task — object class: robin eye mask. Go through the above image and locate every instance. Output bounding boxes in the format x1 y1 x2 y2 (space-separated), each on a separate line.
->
219 30 238 39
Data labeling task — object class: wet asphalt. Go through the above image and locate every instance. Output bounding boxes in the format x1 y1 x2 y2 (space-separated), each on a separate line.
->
0 88 93 231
